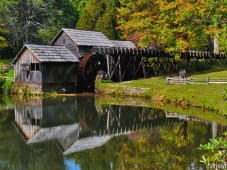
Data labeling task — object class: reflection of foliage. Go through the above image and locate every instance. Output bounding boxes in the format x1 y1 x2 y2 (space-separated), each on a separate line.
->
67 135 132 170
0 110 9 138
198 131 227 166
0 111 9 125
116 122 207 169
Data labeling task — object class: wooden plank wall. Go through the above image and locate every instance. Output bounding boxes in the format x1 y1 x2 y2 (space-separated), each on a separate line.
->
54 32 79 59
14 48 42 83
42 63 77 84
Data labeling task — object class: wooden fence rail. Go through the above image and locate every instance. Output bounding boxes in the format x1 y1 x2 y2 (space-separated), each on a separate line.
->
166 76 227 85
3 76 14 81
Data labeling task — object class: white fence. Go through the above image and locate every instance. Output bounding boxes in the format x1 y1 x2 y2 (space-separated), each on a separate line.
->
166 76 227 85
3 76 14 81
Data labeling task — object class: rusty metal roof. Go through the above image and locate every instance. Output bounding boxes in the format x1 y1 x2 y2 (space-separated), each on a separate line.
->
12 44 79 64
51 28 115 47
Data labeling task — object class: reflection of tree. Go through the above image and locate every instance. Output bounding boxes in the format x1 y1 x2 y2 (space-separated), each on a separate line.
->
0 110 9 125
116 122 208 169
64 121 211 170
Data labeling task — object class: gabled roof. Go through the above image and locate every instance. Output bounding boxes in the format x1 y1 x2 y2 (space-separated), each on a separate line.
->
27 124 80 144
51 28 115 47
110 40 136 48
12 44 79 64
63 135 112 155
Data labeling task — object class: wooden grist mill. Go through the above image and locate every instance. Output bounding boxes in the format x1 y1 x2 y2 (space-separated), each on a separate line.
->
12 28 227 93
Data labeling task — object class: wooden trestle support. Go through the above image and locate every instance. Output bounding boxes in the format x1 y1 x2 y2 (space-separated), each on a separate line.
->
77 47 227 90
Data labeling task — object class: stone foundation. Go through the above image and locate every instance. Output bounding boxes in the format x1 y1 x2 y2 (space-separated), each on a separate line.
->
15 82 43 94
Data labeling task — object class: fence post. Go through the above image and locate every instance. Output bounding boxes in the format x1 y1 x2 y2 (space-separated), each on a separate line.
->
207 76 210 85
166 76 169 85
186 77 189 85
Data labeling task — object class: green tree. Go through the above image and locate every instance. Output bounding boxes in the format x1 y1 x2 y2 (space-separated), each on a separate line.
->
39 0 86 43
76 0 120 39
4 0 49 46
117 0 227 55
0 30 8 50
95 0 120 39
76 0 106 30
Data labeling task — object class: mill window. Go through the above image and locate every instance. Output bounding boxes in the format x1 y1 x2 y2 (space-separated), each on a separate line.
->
31 63 35 71
30 63 40 71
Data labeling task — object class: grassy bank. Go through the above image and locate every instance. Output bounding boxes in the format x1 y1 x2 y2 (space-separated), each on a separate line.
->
96 70 227 114
0 59 14 94
0 59 13 73
95 95 227 125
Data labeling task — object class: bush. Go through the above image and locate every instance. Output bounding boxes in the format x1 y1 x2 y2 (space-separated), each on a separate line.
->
198 131 227 166
0 76 5 92
20 86 31 96
3 81 15 94
188 60 212 72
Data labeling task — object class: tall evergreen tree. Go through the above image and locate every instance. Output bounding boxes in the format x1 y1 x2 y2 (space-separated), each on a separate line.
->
76 0 120 39
76 0 106 30
3 0 51 47
95 0 120 39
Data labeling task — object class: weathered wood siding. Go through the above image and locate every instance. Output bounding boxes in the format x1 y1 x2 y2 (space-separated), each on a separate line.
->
53 32 79 59
14 48 42 83
42 63 78 84
15 98 42 139
15 97 78 126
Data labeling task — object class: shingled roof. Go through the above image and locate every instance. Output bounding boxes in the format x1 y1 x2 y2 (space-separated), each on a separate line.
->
110 40 136 48
51 28 115 47
12 44 79 64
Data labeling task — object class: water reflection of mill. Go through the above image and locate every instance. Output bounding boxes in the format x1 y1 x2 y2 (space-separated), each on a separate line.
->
13 97 225 155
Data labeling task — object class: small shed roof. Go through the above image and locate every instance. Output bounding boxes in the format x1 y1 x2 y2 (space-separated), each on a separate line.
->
51 28 115 47
12 44 79 64
110 40 136 48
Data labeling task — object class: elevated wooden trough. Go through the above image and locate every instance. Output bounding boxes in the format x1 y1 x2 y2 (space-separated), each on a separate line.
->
92 47 227 59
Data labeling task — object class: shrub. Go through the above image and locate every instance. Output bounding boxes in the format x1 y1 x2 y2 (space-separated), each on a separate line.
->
198 131 227 166
0 76 5 92
188 60 212 72
3 81 15 94
20 86 31 96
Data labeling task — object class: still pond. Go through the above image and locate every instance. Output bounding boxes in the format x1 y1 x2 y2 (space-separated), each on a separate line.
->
0 95 226 170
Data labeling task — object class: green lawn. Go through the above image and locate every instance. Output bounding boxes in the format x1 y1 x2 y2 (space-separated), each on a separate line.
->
97 70 227 113
4 69 14 77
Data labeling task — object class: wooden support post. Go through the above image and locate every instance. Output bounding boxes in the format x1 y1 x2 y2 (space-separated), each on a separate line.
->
186 77 189 85
207 76 210 85
166 76 169 85
106 55 110 79
119 55 122 81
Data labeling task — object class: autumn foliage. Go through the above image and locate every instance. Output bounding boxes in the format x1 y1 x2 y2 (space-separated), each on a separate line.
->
117 0 227 53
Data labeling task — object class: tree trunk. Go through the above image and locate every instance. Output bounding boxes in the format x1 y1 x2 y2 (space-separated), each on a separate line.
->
208 36 213 60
